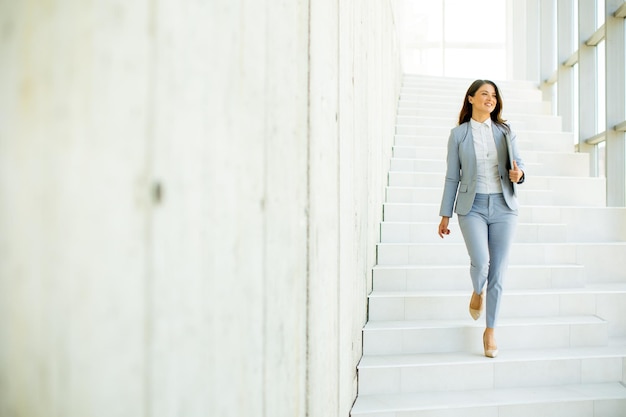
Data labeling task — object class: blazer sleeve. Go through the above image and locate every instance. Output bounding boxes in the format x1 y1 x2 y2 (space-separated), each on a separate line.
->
439 129 460 217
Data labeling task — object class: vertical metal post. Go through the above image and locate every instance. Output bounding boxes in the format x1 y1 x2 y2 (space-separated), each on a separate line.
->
605 0 626 206
557 0 575 132
540 0 557 105
506 0 522 80
442 0 446 76
526 0 541 84
578 0 598 175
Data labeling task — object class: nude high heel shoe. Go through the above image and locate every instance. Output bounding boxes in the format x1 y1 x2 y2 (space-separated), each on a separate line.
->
483 330 498 358
468 290 485 320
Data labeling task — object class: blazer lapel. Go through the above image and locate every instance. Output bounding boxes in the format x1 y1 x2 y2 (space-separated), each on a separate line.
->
460 123 477 175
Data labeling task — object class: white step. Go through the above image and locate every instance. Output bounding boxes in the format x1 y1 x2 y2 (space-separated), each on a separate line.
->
351 382 626 416
385 181 605 207
388 171 604 193
389 158 585 178
398 99 553 116
393 131 576 152
389 151 590 177
398 83 544 106
397 101 553 117
380 221 567 243
377 242 626 267
400 87 542 102
373 264 586 291
383 202 566 223
390 149 587 167
517 151 590 176
386 173 606 206
376 242 626 288
401 75 538 90
357 344 626 396
363 316 608 355
390 147 446 160
385 186 582 207
385 186 553 206
382 203 626 242
397 115 563 132
389 158 447 173
369 274 626 337
400 79 539 91
368 285 626 322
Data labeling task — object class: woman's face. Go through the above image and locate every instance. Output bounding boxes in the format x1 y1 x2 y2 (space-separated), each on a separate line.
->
468 83 497 116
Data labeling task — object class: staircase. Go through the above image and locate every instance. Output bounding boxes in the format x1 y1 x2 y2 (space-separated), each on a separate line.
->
351 75 626 416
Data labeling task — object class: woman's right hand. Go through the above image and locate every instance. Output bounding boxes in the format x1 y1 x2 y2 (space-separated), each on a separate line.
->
438 216 451 238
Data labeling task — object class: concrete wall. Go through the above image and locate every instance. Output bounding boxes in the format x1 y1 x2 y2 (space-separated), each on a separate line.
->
0 1 400 417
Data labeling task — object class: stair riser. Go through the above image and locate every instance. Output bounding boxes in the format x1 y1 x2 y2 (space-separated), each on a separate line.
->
386 187 552 205
380 222 567 244
376 243 623 268
358 357 624 396
400 80 538 89
523 162 590 177
388 148 586 162
401 79 538 90
402 77 537 88
383 204 626 242
393 134 574 152
376 243 626 297
390 159 446 173
377 243 566 265
386 185 605 207
597 293 626 337
350 399 626 417
363 322 608 355
373 266 585 291
391 158 589 178
391 147 447 159
390 160 590 178
397 116 562 132
394 125 574 139
368 292 626 322
397 103 552 117
387 172 605 192
384 203 565 223
398 100 552 116
390 153 590 177
400 89 542 102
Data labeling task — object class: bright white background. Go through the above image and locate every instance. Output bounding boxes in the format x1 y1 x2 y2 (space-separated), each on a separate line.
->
393 0 506 79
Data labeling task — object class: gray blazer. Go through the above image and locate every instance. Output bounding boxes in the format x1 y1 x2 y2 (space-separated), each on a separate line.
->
439 121 525 217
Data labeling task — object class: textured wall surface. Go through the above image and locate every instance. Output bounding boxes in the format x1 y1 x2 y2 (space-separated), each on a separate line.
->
0 1 400 416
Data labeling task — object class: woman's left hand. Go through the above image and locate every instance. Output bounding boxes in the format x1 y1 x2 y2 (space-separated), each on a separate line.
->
509 160 524 183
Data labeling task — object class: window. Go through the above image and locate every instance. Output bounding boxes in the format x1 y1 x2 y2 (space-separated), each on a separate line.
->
393 0 506 79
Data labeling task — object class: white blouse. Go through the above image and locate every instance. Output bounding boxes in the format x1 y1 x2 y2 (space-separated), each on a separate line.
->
470 118 503 194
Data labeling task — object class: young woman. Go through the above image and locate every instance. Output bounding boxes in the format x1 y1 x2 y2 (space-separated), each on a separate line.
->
437 80 525 358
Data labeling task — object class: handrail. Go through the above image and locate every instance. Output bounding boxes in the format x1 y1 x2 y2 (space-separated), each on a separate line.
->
584 120 626 144
615 2 626 18
544 21 608 87
563 51 578 67
543 21 608 85
586 24 605 46
585 131 606 145
543 71 558 86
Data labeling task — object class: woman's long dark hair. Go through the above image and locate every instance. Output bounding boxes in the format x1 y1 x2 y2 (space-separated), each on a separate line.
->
458 79 507 128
